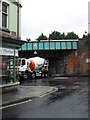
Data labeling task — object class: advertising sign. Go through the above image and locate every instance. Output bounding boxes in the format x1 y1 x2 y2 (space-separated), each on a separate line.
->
0 47 18 56
86 58 90 63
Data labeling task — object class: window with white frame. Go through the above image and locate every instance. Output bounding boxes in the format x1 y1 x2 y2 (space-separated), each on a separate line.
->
2 3 8 29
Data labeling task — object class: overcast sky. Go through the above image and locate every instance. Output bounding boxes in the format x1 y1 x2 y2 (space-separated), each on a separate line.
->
21 0 89 41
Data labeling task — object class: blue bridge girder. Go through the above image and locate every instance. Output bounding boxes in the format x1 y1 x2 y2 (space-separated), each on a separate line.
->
19 39 78 51
19 40 78 59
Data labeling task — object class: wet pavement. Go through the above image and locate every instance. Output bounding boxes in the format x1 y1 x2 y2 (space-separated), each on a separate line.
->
1 86 57 107
1 77 89 118
20 76 88 87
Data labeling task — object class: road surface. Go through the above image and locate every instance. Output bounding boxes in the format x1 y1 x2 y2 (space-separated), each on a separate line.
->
2 77 88 119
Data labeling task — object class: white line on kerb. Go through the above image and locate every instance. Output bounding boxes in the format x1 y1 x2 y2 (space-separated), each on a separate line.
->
54 77 68 80
0 99 32 110
0 87 58 109
40 88 58 98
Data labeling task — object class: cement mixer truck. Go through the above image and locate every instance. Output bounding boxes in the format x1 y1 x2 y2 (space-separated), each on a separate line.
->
18 57 49 80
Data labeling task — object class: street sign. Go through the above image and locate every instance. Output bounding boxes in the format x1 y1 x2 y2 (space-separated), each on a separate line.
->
86 58 90 63
65 60 68 65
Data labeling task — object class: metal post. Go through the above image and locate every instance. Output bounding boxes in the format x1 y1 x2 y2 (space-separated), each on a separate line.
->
88 1 90 34
0 0 2 29
14 49 16 82
17 0 19 39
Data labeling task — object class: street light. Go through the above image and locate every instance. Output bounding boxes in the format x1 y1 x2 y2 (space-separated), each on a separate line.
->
89 23 90 35
17 0 19 39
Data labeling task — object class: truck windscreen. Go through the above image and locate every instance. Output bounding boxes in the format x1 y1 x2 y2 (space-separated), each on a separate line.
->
22 60 25 66
19 59 21 66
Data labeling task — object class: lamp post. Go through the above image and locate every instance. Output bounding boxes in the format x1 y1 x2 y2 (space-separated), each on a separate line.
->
0 0 2 29
89 23 90 35
88 1 90 35
17 0 19 39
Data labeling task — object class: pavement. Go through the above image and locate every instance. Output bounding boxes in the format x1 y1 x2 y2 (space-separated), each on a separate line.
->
0 85 58 107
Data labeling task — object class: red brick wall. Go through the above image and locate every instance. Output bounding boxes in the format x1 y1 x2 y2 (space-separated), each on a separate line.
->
65 51 90 75
79 51 89 74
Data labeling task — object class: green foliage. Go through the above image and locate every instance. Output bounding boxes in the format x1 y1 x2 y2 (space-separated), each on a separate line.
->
37 33 47 41
65 32 79 39
49 31 61 40
60 32 66 39
49 31 78 40
82 33 90 39
26 38 31 42
36 31 79 41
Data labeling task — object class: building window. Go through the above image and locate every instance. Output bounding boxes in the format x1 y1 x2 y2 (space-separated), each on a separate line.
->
2 3 8 28
0 56 19 84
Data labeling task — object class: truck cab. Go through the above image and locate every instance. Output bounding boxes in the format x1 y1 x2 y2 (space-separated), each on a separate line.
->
18 58 29 79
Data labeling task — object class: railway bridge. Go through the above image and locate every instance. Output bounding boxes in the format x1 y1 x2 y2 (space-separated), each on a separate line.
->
19 40 78 76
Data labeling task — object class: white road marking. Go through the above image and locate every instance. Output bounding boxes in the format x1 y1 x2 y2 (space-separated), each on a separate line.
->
54 77 68 80
40 88 58 98
0 87 58 109
0 99 32 110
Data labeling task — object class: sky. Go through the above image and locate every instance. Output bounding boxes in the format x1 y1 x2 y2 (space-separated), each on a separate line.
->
21 0 89 41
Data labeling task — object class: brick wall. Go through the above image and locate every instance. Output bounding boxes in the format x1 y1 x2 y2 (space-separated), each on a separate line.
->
65 50 90 75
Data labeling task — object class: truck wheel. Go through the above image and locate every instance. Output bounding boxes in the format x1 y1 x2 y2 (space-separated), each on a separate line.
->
41 73 45 78
32 73 36 78
23 73 29 80
45 73 48 78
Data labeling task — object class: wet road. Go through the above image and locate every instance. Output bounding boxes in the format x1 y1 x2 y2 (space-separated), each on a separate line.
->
2 77 88 118
19 76 78 86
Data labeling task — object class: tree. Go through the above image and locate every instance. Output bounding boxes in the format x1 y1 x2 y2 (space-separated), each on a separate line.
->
49 31 61 40
82 31 89 39
26 38 31 42
65 32 79 39
37 33 48 41
60 32 66 39
37 31 79 41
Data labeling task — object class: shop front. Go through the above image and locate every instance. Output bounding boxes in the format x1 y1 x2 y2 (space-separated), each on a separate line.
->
0 31 25 90
0 48 18 85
